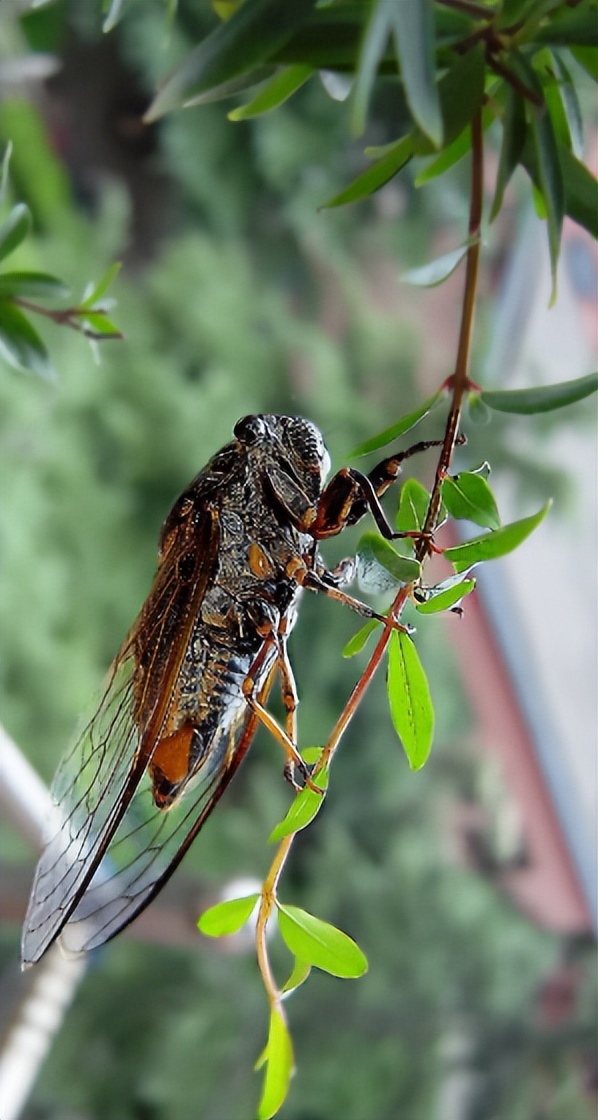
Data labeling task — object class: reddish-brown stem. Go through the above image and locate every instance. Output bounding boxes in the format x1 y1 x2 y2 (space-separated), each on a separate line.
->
416 110 484 558
11 297 122 342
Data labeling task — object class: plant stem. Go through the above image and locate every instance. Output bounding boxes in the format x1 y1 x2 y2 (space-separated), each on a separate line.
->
417 109 484 555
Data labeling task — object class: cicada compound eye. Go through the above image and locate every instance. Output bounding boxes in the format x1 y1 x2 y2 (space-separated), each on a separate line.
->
234 415 267 445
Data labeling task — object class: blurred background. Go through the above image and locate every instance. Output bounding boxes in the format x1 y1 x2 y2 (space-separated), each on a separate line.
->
0 2 596 1119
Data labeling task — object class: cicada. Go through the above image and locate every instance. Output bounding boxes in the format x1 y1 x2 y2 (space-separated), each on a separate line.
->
22 414 435 964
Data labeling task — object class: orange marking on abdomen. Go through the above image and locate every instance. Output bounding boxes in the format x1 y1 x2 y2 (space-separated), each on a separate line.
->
150 723 195 808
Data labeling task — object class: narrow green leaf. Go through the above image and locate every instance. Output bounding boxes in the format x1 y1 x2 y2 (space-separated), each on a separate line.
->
533 3 598 46
281 957 312 995
0 271 70 301
390 0 442 147
198 893 259 937
322 134 414 209
490 87 527 221
481 373 598 414
415 105 493 185
145 0 317 121
444 501 552 572
401 237 477 288
358 532 421 586
0 141 12 211
415 577 476 614
277 905 368 978
387 629 434 770
547 50 583 159
570 45 598 81
342 618 380 658
429 42 486 151
442 473 501 530
559 145 598 238
0 301 54 379
228 64 313 119
396 478 433 533
512 51 564 304
466 392 492 426
103 0 129 32
79 311 122 337
351 0 392 136
0 203 32 262
269 764 328 842
257 1009 294 1120
349 392 442 457
80 261 122 309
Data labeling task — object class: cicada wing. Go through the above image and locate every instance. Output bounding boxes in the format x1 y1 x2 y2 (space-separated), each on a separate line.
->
22 508 219 965
59 660 277 954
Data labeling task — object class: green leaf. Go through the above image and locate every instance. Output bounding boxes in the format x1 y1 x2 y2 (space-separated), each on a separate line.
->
228 64 313 119
429 41 486 151
0 202 32 262
442 473 501 530
197 893 259 936
548 50 583 159
322 134 414 209
256 1009 294 1120
80 261 122 309
570 45 598 81
490 88 527 221
558 145 598 238
281 957 312 995
349 392 442 457
277 904 368 978
396 478 432 533
512 51 564 304
342 618 380 658
269 763 328 842
102 0 130 32
387 629 434 770
444 501 552 572
351 0 393 136
401 237 477 288
357 532 421 587
480 373 598 414
390 0 442 147
415 106 493 186
0 271 70 301
79 311 122 337
145 0 317 121
466 392 492 426
0 141 12 212
0 300 54 379
415 577 476 614
533 2 598 46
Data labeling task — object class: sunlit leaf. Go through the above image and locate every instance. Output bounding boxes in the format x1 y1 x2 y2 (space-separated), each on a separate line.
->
401 237 477 288
342 618 380 658
387 629 434 770
198 893 259 936
0 203 31 262
0 300 54 379
358 532 421 584
415 577 476 615
0 271 70 301
444 501 552 572
322 134 413 208
442 472 501 530
103 0 130 32
228 64 313 119
80 262 122 309
277 905 368 978
390 0 442 147
79 311 123 337
257 1009 294 1120
0 141 12 211
269 762 328 842
415 105 493 185
396 478 432 533
281 957 312 996
349 392 442 456
481 373 598 414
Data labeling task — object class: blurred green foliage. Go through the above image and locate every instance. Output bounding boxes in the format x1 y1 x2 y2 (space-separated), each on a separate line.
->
1 2 596 1119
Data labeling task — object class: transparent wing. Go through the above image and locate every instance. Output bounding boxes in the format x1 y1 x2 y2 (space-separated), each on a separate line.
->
22 507 220 964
